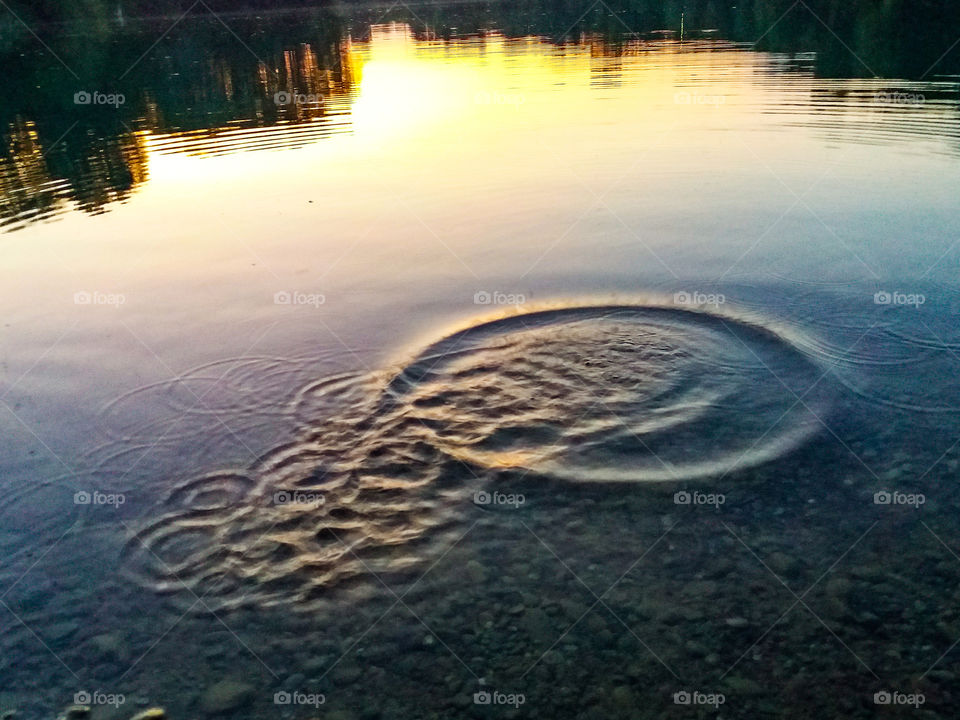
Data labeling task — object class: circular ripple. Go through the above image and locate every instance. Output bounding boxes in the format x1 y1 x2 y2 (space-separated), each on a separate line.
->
121 387 456 612
384 305 833 482
122 302 834 610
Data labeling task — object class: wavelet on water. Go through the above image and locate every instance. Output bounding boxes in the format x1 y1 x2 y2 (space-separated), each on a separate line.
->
121 300 836 611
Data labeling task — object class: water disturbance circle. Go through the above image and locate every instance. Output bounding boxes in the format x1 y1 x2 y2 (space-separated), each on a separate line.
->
121 302 833 609
383 304 831 482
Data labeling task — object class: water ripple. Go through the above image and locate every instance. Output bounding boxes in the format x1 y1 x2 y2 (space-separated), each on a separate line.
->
121 302 835 611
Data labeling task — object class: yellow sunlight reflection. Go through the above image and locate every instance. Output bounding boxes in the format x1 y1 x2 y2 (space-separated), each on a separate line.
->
146 23 753 183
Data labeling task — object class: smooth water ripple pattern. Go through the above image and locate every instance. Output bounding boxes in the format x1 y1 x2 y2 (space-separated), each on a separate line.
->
122 304 833 610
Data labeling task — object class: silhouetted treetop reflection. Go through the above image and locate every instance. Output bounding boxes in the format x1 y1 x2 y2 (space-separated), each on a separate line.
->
0 2 957 231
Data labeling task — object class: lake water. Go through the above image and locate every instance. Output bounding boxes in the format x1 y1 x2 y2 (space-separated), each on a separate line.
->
1 2 960 718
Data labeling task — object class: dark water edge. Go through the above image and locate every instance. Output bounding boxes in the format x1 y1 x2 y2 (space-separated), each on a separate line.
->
5 0 960 76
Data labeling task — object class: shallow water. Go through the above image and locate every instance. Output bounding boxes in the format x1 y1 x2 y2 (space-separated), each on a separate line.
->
1 3 960 718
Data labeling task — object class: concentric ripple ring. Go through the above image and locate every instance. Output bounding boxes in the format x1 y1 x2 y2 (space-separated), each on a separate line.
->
383 304 833 482
121 301 834 610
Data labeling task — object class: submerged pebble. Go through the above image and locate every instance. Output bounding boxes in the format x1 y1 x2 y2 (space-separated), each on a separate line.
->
199 680 254 715
128 711 166 720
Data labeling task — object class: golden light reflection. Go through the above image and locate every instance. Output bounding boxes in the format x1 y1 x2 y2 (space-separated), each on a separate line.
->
3 26 958 233
321 26 767 152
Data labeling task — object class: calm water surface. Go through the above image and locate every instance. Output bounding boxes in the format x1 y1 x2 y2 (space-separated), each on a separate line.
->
1 4 960 718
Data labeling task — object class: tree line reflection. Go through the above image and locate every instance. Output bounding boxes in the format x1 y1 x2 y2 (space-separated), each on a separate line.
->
0 2 958 232
0 10 355 231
